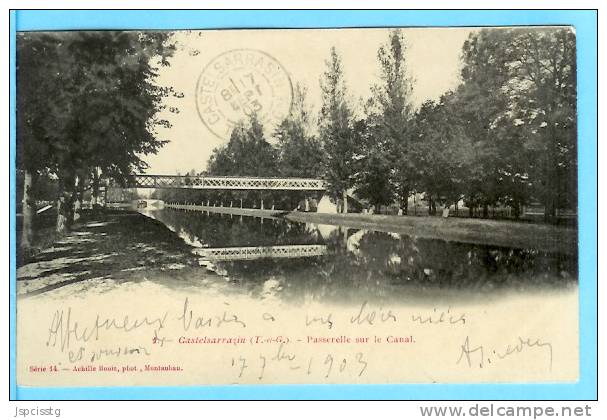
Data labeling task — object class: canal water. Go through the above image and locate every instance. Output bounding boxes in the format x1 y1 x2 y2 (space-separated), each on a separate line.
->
141 208 577 304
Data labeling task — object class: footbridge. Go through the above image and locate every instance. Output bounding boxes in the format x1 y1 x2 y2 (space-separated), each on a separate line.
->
128 175 326 191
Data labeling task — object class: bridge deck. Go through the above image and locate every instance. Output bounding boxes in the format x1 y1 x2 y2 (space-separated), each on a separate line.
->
130 175 326 191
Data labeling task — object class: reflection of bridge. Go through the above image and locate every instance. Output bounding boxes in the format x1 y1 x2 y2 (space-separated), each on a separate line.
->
129 175 326 191
193 245 327 261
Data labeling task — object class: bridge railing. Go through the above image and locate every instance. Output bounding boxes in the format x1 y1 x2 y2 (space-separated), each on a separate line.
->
130 175 326 191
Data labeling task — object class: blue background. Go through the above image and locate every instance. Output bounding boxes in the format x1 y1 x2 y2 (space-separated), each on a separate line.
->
9 9 598 400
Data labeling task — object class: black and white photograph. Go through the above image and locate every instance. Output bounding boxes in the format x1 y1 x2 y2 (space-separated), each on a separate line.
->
15 26 579 387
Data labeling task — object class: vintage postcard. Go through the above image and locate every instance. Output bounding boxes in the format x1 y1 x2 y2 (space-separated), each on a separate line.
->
14 22 584 391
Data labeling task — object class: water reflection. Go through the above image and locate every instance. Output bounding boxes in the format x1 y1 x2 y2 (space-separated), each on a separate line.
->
142 208 577 304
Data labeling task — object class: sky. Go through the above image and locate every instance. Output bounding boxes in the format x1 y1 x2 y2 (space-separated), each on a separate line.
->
145 27 474 175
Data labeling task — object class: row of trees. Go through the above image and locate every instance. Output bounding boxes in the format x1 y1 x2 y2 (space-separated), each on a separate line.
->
18 27 575 248
17 31 177 245
162 27 576 221
325 27 577 219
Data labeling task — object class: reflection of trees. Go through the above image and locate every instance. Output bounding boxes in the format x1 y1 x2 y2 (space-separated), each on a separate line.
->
350 231 577 291
149 209 321 247
281 230 576 302
146 209 576 303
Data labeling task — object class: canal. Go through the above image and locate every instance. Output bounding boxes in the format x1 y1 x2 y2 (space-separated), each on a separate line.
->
141 207 578 305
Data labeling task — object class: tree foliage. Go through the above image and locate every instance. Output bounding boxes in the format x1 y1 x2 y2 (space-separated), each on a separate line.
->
275 84 325 178
197 28 577 221
118 28 577 224
450 27 577 218
207 114 278 177
363 30 415 211
318 47 357 210
17 31 176 232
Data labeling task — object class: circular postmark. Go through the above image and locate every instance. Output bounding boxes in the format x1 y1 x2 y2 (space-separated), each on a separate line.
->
195 49 293 139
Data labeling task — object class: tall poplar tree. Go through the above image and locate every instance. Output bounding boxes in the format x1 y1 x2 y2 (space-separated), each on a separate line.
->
318 47 356 213
365 30 414 214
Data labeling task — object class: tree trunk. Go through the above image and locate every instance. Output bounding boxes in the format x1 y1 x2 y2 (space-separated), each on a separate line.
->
482 203 489 219
543 120 559 223
401 192 409 216
20 170 33 249
544 197 556 223
91 168 100 212
512 200 521 219
56 174 75 234
543 147 557 223
429 197 437 216
342 190 348 214
73 173 85 223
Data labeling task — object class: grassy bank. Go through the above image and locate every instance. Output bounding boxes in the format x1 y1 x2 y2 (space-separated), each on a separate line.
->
285 211 577 255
